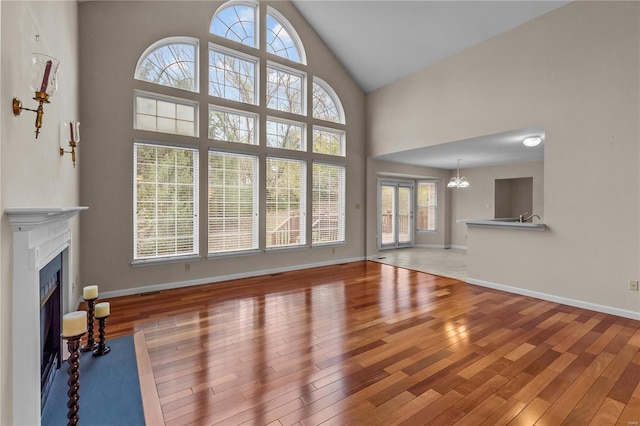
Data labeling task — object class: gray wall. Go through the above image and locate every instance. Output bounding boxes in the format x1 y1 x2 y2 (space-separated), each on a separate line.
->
1 2 80 423
367 1 639 315
78 1 366 295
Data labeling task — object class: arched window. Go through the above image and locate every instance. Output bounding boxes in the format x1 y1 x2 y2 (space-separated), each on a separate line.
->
133 1 347 263
210 1 257 48
134 37 198 92
312 77 345 124
266 7 306 64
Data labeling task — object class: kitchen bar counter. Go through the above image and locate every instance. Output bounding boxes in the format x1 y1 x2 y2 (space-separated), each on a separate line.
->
458 218 546 231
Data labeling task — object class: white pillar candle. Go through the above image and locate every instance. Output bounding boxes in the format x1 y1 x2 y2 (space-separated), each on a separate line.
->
83 285 98 300
95 302 110 318
62 311 87 337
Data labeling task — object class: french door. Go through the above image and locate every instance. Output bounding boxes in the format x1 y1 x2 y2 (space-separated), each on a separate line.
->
378 180 414 249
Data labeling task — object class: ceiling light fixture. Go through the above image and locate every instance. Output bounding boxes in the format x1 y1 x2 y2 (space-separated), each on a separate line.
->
523 136 542 147
447 159 470 188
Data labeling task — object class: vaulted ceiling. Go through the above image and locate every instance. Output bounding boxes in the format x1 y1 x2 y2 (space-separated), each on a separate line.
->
291 0 567 169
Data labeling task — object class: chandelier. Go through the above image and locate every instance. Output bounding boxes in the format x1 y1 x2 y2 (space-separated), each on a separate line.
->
447 159 470 188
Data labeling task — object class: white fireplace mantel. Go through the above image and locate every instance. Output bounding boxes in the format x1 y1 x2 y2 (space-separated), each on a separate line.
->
5 207 87 425
6 207 88 231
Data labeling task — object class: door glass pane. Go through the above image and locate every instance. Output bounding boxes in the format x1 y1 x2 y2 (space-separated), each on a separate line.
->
398 187 411 244
381 185 395 246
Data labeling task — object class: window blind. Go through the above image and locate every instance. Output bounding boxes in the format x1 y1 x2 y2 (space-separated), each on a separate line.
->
134 142 199 261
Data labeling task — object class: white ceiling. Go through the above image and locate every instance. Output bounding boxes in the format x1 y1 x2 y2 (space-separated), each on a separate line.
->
291 0 564 170
372 126 545 170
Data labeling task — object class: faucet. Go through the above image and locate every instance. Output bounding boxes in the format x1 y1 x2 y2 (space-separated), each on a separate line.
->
519 212 540 222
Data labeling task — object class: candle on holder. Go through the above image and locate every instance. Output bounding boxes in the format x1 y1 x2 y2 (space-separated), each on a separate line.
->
62 311 87 337
40 60 53 93
95 302 110 318
83 285 98 300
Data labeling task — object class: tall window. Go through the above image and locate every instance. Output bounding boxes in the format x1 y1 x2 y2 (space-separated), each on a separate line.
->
266 157 306 248
208 151 259 254
312 163 345 244
133 1 347 262
134 143 199 261
417 181 437 232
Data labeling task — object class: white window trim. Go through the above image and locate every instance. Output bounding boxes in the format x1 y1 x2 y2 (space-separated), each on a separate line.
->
134 36 200 93
417 180 438 233
265 156 307 250
208 42 260 106
210 0 260 49
134 90 199 137
266 6 307 65
133 140 200 263
312 124 346 157
207 149 260 255
266 115 307 151
311 161 346 246
312 76 345 124
266 60 307 116
208 104 259 145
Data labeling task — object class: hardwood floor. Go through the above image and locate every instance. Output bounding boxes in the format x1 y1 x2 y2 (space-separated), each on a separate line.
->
101 261 640 425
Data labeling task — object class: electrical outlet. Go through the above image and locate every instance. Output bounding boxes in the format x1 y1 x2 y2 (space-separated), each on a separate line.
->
185 263 191 272
629 280 639 291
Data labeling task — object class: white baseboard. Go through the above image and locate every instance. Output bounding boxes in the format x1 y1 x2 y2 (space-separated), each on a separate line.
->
99 256 366 299
466 277 640 321
414 244 447 249
448 245 467 250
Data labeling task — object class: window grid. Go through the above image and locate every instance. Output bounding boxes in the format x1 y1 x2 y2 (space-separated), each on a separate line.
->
266 11 302 63
208 151 259 254
210 3 257 48
134 143 199 261
209 46 257 105
135 92 198 137
312 163 345 245
266 64 304 115
266 117 305 151
135 38 198 92
417 181 437 232
208 105 257 144
266 157 306 248
312 79 343 124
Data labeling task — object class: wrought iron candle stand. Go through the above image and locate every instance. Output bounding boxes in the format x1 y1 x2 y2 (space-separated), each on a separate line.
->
93 315 111 356
80 297 98 352
62 332 85 426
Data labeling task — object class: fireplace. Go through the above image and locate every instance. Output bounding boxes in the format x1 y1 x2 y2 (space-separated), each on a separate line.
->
6 207 87 426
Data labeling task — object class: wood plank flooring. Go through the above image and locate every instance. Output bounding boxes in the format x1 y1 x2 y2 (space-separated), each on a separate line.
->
98 261 640 425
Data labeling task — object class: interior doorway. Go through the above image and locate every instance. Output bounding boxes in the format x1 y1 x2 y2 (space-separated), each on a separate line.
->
378 180 414 249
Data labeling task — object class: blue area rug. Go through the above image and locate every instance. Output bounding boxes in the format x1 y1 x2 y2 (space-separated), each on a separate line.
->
42 335 145 426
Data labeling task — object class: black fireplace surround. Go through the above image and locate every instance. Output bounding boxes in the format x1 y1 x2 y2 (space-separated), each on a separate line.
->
39 253 62 412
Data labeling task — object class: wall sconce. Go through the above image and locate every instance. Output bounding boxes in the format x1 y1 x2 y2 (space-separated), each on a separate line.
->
60 121 79 168
12 53 61 139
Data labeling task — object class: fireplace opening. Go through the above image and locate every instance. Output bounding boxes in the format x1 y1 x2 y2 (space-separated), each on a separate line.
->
40 253 62 412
